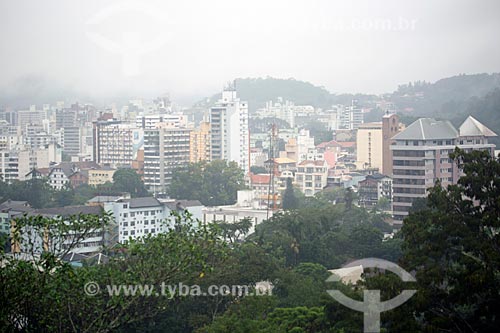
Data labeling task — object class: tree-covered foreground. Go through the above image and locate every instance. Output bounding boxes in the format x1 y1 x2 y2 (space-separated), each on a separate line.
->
1 149 500 332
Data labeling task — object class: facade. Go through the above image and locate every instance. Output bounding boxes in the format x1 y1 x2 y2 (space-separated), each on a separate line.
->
11 205 109 256
189 121 211 163
143 123 191 193
295 160 328 196
391 116 497 222
136 114 187 130
296 129 315 162
88 167 116 187
381 113 403 176
0 145 60 183
210 88 250 174
17 109 45 131
356 122 383 170
104 197 203 243
63 126 81 158
47 161 100 190
93 120 143 168
358 173 393 208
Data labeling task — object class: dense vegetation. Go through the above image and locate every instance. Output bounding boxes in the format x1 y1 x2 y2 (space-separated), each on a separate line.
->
169 160 246 206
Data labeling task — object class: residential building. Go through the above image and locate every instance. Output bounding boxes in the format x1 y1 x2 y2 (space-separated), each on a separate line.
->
93 120 143 168
63 126 81 158
88 167 116 187
11 205 110 256
104 197 202 243
143 123 191 193
17 109 46 132
210 87 250 174
356 122 383 170
358 173 393 208
391 116 497 223
136 114 187 130
295 160 328 196
296 129 315 162
47 161 100 190
189 121 211 163
0 200 33 235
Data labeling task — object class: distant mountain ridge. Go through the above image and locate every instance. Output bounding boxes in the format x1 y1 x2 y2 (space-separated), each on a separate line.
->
193 77 376 112
194 74 500 116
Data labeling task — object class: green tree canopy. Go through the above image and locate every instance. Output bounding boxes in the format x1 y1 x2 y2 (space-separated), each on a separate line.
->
169 160 246 206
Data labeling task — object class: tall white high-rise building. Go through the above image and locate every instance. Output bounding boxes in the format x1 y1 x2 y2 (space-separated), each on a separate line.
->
210 87 250 174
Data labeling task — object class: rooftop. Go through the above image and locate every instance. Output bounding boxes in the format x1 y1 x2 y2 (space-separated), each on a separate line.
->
392 118 458 140
32 205 103 217
459 116 497 137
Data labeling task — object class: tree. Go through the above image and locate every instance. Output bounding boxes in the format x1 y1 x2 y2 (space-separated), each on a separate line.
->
344 187 354 210
112 169 148 197
282 178 299 210
1 211 227 333
169 160 246 206
401 148 500 332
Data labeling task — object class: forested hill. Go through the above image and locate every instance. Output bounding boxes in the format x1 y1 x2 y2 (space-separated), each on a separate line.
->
390 73 500 117
193 77 376 112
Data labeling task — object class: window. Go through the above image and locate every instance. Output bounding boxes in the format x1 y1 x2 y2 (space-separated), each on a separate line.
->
131 221 135 226
123 213 128 218
130 212 135 217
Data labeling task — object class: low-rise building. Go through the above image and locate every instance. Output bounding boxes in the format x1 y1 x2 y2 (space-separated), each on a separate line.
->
295 160 328 196
88 167 116 187
358 173 393 208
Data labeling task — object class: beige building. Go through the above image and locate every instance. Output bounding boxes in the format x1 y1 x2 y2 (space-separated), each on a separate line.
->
356 122 383 171
88 167 116 187
189 122 211 163
295 160 328 196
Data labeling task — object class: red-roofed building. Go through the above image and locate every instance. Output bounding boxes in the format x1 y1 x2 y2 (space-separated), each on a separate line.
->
249 173 281 207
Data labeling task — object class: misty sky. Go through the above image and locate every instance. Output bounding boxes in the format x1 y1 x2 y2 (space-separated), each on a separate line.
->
1 0 500 104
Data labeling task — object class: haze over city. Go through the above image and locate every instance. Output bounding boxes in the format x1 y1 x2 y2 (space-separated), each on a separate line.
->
1 0 500 104
2 1 500 332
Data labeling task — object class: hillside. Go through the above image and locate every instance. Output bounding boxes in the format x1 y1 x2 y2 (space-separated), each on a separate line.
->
390 73 500 117
194 77 376 112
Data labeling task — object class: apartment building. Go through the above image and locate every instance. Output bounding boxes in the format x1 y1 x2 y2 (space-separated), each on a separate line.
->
358 173 393 208
93 120 143 168
143 123 191 193
189 121 211 163
391 116 496 223
295 160 328 196
104 197 203 243
210 87 250 174
356 122 383 170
